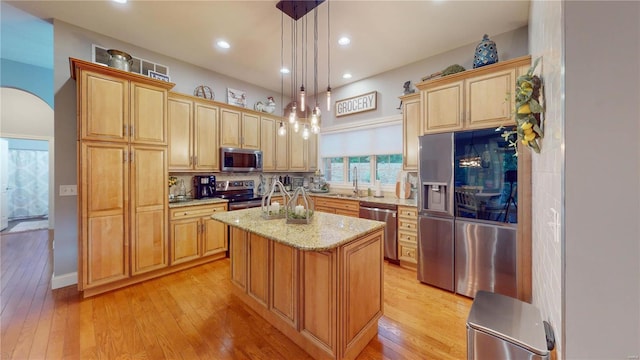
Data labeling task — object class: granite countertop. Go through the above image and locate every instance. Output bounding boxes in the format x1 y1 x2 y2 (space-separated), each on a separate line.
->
311 192 417 207
211 207 385 251
168 197 228 208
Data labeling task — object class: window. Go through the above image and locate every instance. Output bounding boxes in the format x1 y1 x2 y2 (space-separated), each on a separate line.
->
322 154 402 186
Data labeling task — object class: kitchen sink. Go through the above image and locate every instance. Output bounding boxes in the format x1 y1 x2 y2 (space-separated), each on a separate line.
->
324 193 366 199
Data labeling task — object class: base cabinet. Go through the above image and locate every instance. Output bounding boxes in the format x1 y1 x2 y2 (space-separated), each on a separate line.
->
228 227 383 360
169 204 228 265
397 205 418 269
313 197 359 218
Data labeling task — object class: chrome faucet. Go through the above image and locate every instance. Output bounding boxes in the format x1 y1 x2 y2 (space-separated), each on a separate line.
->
352 166 359 197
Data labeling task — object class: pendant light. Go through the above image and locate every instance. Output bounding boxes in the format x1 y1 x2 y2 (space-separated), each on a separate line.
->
326 0 331 112
279 12 287 137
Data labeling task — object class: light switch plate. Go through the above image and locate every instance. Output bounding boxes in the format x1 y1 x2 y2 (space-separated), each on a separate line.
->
59 185 77 196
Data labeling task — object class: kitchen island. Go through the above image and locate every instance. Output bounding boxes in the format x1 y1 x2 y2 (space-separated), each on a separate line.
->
211 208 385 360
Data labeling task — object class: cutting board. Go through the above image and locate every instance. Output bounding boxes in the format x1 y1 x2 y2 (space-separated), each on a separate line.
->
395 181 411 199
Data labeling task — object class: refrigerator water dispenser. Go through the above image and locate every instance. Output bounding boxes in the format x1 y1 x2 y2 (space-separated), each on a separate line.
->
423 182 448 213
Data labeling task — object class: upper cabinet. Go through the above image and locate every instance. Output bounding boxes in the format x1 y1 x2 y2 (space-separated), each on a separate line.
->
261 115 289 172
400 93 421 171
418 56 531 134
167 93 219 171
220 107 261 149
74 59 172 144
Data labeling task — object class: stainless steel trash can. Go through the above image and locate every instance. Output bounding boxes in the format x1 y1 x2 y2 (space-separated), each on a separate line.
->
467 291 550 360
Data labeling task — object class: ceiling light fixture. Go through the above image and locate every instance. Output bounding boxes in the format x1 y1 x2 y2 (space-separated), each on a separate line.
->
338 36 350 46
217 40 230 49
277 0 329 139
280 67 290 74
342 73 352 79
112 0 127 4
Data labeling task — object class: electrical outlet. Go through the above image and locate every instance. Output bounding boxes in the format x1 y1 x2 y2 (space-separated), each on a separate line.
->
59 185 77 196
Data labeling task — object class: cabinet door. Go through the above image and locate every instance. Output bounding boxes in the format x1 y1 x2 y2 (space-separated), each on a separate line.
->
289 128 306 171
248 233 269 307
402 96 421 170
465 68 516 129
170 218 200 265
230 227 248 290
423 80 464 133
194 102 220 170
242 112 261 149
130 145 168 275
275 122 289 171
307 131 318 172
260 116 277 171
80 142 129 289
167 95 193 170
271 240 298 327
202 215 228 257
80 70 129 142
220 108 241 148
130 82 167 145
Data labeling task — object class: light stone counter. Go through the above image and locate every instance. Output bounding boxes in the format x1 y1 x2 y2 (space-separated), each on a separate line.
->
211 207 385 251
168 197 228 208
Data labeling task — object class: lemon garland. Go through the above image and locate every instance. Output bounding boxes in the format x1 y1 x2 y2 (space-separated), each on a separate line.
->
499 57 544 153
168 176 177 187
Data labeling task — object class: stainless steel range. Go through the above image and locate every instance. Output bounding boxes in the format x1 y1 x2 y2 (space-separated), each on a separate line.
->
215 180 263 210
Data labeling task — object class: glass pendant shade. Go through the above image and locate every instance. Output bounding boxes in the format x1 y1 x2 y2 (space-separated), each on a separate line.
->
326 87 331 111
302 125 310 140
278 122 287 136
300 86 305 108
293 121 300 133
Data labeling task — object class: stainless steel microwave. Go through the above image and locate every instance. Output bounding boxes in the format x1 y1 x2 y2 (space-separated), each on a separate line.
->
220 147 263 172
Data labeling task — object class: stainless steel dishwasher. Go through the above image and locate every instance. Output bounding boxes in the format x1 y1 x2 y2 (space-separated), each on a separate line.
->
359 201 398 261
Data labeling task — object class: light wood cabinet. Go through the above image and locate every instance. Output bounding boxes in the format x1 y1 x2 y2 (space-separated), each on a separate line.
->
288 121 317 172
169 203 228 265
401 93 421 171
397 205 418 269
313 197 359 218
418 56 531 134
73 58 174 296
80 142 130 287
167 93 219 171
78 69 167 144
220 107 261 149
260 115 278 171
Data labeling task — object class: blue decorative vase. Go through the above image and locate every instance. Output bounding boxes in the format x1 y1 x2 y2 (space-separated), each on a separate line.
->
473 34 498 69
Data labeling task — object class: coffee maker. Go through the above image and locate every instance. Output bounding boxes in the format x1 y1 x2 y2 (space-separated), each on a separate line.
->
193 175 216 199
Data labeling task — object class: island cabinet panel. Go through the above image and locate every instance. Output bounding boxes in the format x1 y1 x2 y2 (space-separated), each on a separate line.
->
230 227 248 290
340 231 383 356
248 233 270 307
301 251 337 356
270 241 298 327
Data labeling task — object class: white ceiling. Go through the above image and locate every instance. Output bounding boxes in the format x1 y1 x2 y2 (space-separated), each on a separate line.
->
7 0 530 96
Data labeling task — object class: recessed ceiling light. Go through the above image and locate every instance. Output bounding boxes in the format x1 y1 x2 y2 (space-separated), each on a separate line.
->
280 67 290 74
217 40 230 49
112 0 127 3
342 73 352 79
338 37 351 46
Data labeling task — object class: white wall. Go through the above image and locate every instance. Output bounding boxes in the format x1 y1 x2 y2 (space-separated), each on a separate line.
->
528 0 564 358
564 1 640 359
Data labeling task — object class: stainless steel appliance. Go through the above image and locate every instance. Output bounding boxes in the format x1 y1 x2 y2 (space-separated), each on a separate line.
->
193 175 216 199
220 148 263 172
467 291 550 360
418 129 518 298
359 201 398 262
215 180 263 210
417 132 455 291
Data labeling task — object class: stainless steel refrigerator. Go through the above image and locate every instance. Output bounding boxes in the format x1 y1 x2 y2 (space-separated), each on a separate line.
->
417 132 455 292
418 130 518 298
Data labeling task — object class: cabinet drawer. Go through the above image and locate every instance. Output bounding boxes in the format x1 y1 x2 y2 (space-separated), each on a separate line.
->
398 206 417 219
170 205 226 220
398 218 417 232
399 241 417 263
398 230 417 244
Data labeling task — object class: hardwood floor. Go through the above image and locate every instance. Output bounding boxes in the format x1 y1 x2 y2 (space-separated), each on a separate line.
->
1 230 472 360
